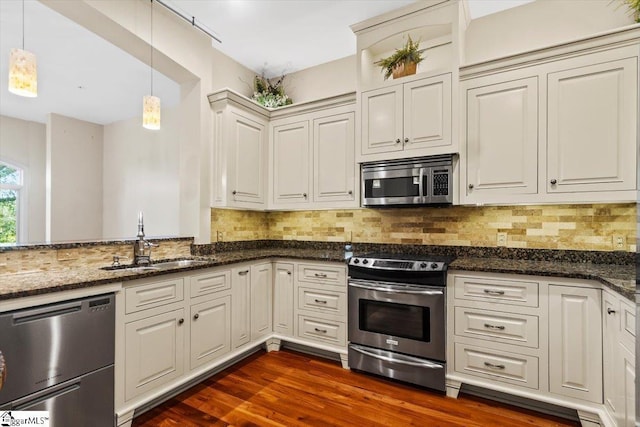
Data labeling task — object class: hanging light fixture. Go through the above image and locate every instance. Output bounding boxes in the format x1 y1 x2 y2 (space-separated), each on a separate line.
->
8 0 37 98
143 0 161 130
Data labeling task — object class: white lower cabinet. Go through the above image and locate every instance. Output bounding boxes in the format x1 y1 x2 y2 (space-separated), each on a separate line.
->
548 285 602 404
231 266 251 348
190 295 231 370
273 262 294 336
124 308 185 401
250 262 273 341
603 289 636 426
447 271 626 426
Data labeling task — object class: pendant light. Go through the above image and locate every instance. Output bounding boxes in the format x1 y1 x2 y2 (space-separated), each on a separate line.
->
8 0 37 98
143 0 161 130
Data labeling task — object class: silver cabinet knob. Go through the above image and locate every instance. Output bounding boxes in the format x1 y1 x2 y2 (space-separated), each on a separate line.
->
395 138 401 144
404 137 409 143
287 271 292 275
550 179 557 185
607 308 616 315
193 313 200 320
178 318 185 325
348 190 353 195
232 190 237 195
303 193 307 198
468 184 474 190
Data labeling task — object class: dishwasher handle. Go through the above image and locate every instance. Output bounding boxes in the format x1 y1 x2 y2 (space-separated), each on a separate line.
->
11 300 83 325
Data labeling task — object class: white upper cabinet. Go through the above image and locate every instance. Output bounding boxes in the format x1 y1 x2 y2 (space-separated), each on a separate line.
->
460 34 639 205
272 120 311 205
313 112 356 203
360 73 453 161
209 90 268 210
352 1 462 163
547 56 637 194
463 75 539 203
269 98 357 210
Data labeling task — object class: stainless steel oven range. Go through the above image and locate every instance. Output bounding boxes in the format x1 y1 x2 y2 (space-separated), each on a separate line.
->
348 254 450 392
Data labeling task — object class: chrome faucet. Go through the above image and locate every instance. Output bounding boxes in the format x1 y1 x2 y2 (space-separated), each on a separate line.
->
133 212 156 265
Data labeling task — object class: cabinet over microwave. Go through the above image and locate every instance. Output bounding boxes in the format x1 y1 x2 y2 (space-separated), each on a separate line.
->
361 155 453 207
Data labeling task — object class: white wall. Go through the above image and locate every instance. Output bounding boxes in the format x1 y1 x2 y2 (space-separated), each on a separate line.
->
42 0 258 244
286 56 357 103
103 107 180 240
46 113 103 242
464 0 633 65
0 115 46 243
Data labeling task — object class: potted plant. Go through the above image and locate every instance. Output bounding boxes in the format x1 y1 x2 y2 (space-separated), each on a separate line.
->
251 74 293 108
374 35 426 80
621 0 640 22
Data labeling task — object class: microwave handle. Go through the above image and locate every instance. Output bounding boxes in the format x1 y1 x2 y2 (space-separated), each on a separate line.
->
418 167 425 199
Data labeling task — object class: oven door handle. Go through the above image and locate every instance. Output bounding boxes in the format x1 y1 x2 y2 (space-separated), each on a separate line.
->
350 345 444 369
348 280 443 295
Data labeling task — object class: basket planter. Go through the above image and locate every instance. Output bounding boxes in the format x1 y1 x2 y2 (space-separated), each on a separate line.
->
392 61 417 79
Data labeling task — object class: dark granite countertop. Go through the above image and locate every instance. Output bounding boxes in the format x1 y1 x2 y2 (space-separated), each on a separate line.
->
0 248 345 302
0 242 634 302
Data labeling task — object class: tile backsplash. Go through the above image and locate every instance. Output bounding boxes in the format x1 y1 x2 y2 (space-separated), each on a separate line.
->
211 203 637 252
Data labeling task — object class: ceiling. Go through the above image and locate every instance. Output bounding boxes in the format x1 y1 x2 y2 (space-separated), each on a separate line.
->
0 0 533 126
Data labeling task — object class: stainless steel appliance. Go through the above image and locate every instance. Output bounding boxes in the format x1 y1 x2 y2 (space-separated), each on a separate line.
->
361 155 453 207
0 294 115 426
348 254 449 392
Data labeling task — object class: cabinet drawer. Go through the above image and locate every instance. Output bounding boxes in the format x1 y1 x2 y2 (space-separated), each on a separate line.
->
453 275 539 307
454 342 539 390
190 270 231 298
125 278 184 314
454 307 539 348
620 298 636 353
297 263 346 288
298 287 346 317
297 315 346 347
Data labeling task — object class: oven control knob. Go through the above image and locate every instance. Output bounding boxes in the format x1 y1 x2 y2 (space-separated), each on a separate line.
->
362 259 369 265
420 263 427 269
431 263 439 269
353 258 360 264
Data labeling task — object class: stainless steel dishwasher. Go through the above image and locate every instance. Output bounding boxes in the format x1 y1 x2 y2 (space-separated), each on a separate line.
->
0 293 115 426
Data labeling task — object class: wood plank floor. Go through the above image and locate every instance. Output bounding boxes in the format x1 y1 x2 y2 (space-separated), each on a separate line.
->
133 349 579 427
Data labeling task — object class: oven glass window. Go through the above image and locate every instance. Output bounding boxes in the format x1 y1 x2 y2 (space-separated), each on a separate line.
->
364 177 419 198
359 299 430 341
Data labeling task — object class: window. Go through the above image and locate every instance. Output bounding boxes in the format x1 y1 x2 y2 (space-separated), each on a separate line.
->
0 162 23 243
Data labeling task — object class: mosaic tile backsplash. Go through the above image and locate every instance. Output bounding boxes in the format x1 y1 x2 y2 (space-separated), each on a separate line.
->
211 203 637 252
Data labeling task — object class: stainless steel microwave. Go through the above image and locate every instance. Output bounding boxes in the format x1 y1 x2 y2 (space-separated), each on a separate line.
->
361 155 453 207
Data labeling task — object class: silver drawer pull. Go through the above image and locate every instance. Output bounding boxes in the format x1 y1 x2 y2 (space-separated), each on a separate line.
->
484 362 505 370
314 299 327 304
314 273 328 278
314 327 327 333
238 270 249 276
483 289 505 296
484 323 505 330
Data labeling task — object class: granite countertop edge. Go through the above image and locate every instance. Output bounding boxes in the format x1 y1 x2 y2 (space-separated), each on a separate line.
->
0 249 634 302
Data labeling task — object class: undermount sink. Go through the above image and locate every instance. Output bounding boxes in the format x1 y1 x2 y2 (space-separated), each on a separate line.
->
101 258 212 273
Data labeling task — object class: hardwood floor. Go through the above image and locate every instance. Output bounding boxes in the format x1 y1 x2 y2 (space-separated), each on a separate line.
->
133 349 579 427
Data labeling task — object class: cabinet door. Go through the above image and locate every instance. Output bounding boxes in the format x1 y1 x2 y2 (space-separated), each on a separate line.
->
231 267 251 349
547 57 637 194
361 85 403 155
229 110 267 205
465 77 538 202
124 309 185 401
603 292 619 417
190 295 231 370
272 121 311 204
403 73 452 152
618 343 635 427
313 112 355 203
251 263 273 340
548 285 602 403
273 263 294 336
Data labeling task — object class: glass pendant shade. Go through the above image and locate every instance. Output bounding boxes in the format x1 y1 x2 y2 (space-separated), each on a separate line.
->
142 95 161 130
8 48 37 97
